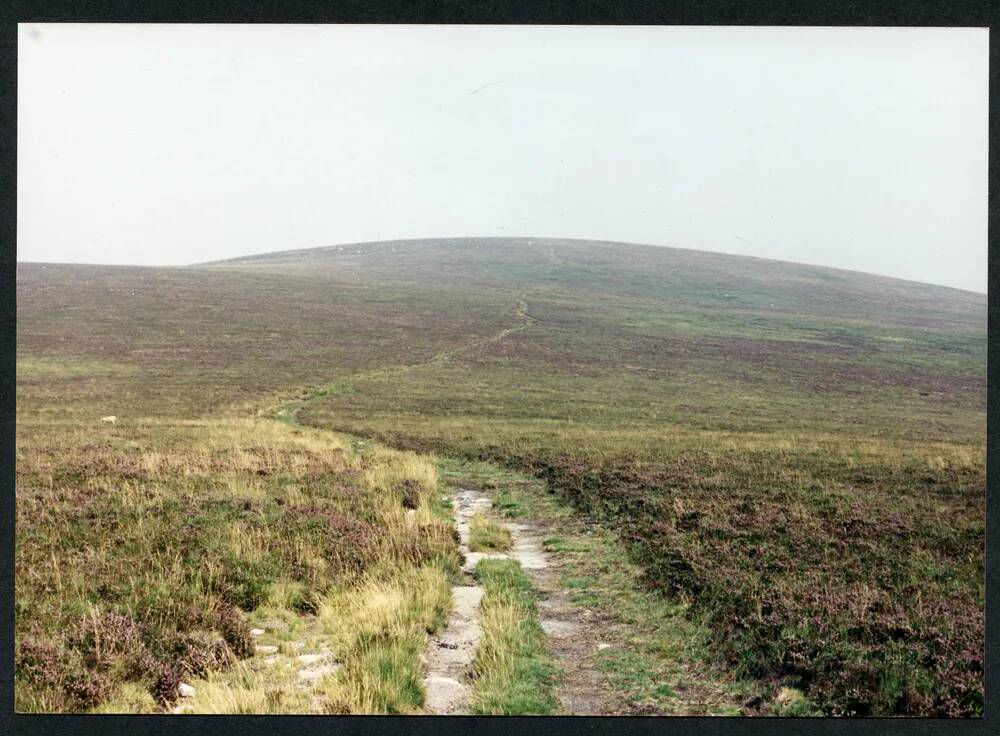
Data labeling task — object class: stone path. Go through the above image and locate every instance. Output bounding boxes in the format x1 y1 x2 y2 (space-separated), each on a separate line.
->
423 486 612 715
172 618 344 714
422 489 488 714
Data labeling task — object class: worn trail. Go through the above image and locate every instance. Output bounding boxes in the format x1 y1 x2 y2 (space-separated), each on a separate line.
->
421 489 489 714
422 484 615 715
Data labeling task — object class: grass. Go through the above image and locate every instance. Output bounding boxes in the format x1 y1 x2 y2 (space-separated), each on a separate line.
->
14 414 459 713
17 237 986 715
173 663 307 715
318 563 454 714
468 513 513 552
471 558 558 715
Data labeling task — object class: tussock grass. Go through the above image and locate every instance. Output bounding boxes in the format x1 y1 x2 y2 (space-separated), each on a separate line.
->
318 565 451 649
360 447 438 508
177 662 313 714
88 683 159 714
471 559 557 715
265 579 310 610
321 632 427 714
468 513 513 552
318 564 451 714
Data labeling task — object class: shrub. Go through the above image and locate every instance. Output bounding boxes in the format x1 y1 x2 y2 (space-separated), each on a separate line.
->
210 605 255 659
150 664 180 706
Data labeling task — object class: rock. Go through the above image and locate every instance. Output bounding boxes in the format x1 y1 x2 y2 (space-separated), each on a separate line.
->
249 628 265 637
298 663 341 681
596 642 612 651
541 619 582 638
256 645 278 655
178 682 196 698
259 620 290 632
423 676 468 714
297 653 327 664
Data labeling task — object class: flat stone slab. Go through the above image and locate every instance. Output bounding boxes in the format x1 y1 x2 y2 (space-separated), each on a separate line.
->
424 585 484 679
423 676 469 715
541 619 583 638
297 653 328 665
451 585 484 613
298 663 341 681
510 543 548 570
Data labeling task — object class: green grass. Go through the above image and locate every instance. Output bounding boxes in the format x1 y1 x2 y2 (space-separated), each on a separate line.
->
471 558 558 715
468 513 513 552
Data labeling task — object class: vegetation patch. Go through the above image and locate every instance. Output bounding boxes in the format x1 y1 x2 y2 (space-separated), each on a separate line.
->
17 240 985 715
471 558 558 715
14 417 459 713
468 513 513 552
456 458 746 715
527 449 984 716
318 564 452 714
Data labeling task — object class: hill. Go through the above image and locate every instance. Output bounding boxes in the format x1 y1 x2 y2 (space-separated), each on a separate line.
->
16 238 986 715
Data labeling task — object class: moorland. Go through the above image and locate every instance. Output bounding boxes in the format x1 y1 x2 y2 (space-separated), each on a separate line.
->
15 238 985 715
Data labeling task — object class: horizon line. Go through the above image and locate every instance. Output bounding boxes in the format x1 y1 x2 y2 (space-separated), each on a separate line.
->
16 235 988 297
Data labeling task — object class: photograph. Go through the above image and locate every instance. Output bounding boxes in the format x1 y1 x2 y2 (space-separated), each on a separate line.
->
13 23 987 717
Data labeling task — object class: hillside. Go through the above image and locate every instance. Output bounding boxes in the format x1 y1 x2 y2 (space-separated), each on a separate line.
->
16 238 986 715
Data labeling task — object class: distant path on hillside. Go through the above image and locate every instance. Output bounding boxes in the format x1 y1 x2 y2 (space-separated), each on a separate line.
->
264 298 746 715
272 296 535 425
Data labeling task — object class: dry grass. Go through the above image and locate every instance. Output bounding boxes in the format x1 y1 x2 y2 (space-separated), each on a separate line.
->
360 446 439 506
318 564 452 714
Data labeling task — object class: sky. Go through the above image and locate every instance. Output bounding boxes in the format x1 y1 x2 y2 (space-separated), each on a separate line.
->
17 24 988 292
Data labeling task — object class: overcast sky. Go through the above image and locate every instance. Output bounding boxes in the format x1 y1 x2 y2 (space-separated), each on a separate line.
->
18 24 988 292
